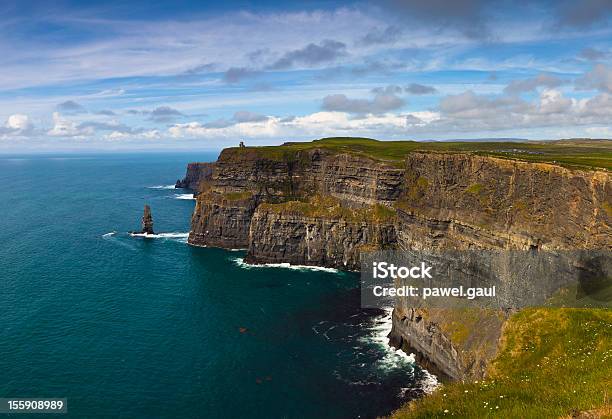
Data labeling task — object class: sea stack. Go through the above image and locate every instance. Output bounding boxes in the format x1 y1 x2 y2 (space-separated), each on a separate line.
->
141 205 154 234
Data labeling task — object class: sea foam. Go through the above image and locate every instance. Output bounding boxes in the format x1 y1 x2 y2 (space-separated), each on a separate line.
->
174 193 195 200
366 308 439 394
129 232 189 242
233 257 339 273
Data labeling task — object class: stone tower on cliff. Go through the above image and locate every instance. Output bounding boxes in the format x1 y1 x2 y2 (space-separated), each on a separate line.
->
141 205 154 234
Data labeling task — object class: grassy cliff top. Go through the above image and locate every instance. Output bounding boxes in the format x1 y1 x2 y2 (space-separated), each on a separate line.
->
228 137 612 171
392 308 612 419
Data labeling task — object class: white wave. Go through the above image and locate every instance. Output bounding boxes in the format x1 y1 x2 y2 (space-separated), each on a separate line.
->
419 369 440 395
148 184 176 189
364 308 439 393
157 232 189 239
101 231 137 250
233 257 338 273
129 232 189 242
174 193 195 200
362 309 415 368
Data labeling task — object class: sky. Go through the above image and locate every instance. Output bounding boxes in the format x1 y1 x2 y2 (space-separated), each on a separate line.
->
1 0 612 152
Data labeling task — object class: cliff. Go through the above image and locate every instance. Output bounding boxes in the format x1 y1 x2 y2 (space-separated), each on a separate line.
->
246 202 397 270
386 152 610 379
175 162 214 192
183 138 611 380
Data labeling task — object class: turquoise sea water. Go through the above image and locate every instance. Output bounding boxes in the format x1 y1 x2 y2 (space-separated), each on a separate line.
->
0 153 432 418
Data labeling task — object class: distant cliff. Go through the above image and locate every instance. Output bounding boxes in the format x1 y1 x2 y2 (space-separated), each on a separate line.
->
182 138 611 380
175 162 214 192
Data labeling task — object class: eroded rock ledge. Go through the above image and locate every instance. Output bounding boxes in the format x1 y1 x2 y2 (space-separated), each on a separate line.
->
183 144 611 380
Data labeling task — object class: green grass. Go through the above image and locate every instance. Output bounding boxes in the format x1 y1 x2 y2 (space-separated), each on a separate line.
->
258 195 397 223
226 137 612 171
391 308 612 418
465 183 484 195
223 191 253 201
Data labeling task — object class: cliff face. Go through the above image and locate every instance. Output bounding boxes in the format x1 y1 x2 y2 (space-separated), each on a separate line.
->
396 153 610 250
386 153 610 380
185 146 611 380
175 162 214 191
245 209 397 270
187 148 405 256
189 192 256 248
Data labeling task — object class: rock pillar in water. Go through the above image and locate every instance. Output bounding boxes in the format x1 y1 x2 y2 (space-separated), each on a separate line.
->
141 205 154 234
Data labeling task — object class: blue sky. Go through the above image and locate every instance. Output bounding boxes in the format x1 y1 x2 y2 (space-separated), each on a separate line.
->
1 0 612 151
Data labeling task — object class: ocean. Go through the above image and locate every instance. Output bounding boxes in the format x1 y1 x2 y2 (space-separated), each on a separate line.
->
0 153 434 418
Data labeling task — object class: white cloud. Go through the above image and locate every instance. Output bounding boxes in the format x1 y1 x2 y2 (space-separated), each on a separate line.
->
538 89 572 114
105 129 161 141
430 88 612 133
109 84 609 142
47 112 91 138
6 114 31 131
167 110 443 140
576 93 612 117
0 114 34 140
169 118 281 139
409 111 441 124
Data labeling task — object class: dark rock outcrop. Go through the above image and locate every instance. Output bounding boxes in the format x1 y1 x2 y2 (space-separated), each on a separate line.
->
141 205 154 234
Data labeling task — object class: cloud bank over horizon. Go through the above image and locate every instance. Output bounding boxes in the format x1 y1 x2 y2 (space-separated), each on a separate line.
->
1 0 612 151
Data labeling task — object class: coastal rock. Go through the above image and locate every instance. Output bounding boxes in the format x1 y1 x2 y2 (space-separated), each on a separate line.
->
141 204 154 234
388 306 508 380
